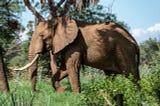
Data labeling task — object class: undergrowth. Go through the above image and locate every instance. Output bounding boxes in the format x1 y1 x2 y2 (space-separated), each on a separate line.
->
0 66 160 106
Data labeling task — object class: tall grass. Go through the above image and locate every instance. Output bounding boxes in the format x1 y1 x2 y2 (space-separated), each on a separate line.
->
0 75 85 106
1 66 160 106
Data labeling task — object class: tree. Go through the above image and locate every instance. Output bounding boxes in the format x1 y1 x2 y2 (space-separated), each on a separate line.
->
0 0 24 92
24 0 100 21
140 38 160 65
0 46 9 92
23 0 129 32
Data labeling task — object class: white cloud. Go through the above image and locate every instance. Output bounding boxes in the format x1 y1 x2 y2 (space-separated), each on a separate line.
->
131 23 160 43
147 23 160 32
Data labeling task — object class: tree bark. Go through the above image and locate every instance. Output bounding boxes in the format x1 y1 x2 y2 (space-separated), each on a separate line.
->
24 0 44 22
0 46 9 92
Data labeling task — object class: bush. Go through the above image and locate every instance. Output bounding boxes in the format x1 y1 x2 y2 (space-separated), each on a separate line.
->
1 65 160 106
81 67 160 106
81 74 141 106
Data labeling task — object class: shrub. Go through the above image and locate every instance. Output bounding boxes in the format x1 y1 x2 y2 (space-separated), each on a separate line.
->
81 74 141 106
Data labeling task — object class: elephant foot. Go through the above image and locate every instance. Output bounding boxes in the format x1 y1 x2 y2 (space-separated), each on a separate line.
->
56 86 66 92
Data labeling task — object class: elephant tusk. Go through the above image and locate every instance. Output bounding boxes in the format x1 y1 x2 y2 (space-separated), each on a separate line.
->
13 54 39 71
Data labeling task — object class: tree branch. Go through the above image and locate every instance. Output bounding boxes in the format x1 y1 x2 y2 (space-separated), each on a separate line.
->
24 0 45 22
48 0 66 17
60 0 73 16
0 2 9 8
48 0 56 17
56 0 65 8
40 0 46 4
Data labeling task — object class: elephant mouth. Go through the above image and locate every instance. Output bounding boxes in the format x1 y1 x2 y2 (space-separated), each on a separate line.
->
13 54 39 71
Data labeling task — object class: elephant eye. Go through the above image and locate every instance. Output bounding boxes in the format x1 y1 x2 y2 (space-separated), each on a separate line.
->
43 35 52 41
48 35 52 39
39 33 43 37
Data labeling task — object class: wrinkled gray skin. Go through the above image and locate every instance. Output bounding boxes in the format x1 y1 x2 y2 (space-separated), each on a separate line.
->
28 17 140 92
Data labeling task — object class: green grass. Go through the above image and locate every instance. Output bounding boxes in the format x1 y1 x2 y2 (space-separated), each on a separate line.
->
0 78 86 106
0 67 160 106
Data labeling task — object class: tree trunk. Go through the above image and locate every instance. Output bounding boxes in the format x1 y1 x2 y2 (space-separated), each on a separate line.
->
0 46 9 92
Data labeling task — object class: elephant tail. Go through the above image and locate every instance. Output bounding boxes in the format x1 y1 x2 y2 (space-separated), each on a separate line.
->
136 46 140 67
135 45 140 81
81 65 85 71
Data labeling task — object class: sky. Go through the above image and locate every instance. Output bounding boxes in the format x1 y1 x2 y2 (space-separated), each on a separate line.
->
100 0 160 43
21 0 160 43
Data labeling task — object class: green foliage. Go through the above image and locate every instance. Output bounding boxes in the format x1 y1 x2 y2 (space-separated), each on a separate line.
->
1 67 160 106
32 2 130 30
6 40 29 69
0 0 24 49
140 38 160 66
81 73 140 106
0 76 86 106
0 0 24 74
70 5 111 23
69 5 130 30
140 71 160 105
80 63 160 105
81 71 160 105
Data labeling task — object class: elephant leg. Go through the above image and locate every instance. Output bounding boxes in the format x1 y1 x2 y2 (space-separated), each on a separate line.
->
50 51 68 92
29 67 37 91
103 70 120 76
51 69 68 92
116 48 140 89
65 52 81 93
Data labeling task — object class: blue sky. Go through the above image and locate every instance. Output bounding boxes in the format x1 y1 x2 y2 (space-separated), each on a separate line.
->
21 0 160 43
99 0 160 43
100 0 160 29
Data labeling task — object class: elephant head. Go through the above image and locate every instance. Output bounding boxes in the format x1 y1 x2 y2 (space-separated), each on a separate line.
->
14 17 79 90
15 17 79 70
29 17 78 55
29 17 78 64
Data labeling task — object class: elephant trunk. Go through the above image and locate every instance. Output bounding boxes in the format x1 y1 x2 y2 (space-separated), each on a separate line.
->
28 52 38 90
13 31 43 71
28 30 44 71
28 34 43 90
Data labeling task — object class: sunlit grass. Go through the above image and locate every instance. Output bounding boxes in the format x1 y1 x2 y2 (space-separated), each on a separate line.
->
0 67 160 106
0 77 85 106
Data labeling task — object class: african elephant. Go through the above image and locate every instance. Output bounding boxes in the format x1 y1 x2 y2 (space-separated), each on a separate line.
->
15 17 140 92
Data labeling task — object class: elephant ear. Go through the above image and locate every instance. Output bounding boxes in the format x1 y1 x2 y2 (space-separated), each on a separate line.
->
53 17 78 53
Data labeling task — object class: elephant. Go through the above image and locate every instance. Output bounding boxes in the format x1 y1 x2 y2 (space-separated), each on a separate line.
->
15 17 140 92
